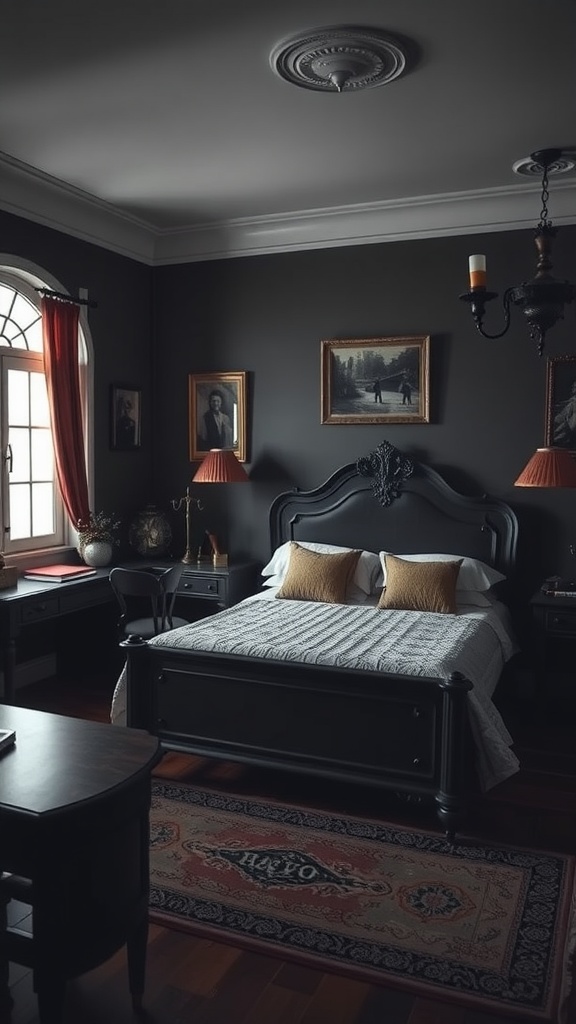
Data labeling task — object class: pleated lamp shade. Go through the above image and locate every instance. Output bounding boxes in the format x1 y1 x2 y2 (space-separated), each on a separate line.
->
514 447 576 487
192 448 249 483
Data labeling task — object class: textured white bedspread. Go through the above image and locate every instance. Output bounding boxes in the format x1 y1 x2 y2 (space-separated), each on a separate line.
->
111 592 519 791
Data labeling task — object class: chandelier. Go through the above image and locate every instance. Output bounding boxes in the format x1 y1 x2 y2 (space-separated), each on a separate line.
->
459 148 576 355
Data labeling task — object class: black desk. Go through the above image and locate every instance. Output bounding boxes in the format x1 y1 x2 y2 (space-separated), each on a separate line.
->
0 570 114 703
0 704 161 1023
0 560 260 704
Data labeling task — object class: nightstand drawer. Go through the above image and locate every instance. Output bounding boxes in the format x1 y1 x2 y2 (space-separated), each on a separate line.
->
544 609 576 635
179 575 223 599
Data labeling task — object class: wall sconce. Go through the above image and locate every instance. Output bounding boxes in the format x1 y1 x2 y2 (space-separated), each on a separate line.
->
460 148 576 356
172 449 249 566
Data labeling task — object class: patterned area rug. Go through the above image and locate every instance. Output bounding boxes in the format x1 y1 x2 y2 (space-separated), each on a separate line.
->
149 780 576 1022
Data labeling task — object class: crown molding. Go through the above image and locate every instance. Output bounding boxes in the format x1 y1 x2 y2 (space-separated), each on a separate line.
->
153 181 576 264
0 150 574 267
0 151 156 263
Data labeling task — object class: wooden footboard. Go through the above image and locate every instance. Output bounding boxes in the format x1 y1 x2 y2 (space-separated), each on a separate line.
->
123 637 473 839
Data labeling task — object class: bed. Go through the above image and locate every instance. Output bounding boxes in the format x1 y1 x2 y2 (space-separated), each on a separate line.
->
118 441 519 838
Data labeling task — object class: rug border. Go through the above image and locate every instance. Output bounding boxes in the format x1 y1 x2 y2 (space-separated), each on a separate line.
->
150 780 576 1023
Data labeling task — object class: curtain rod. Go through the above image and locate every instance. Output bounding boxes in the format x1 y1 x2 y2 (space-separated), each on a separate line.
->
36 287 98 309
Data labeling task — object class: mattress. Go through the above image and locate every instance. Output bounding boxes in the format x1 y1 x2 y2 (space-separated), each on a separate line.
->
111 589 519 791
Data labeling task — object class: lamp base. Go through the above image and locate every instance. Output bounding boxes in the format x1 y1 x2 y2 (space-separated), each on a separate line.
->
213 554 228 567
181 549 196 565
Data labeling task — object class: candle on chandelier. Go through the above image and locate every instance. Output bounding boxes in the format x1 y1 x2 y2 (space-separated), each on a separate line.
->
468 254 487 290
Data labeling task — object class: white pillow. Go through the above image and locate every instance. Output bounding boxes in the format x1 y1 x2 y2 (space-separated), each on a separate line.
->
262 541 381 596
378 552 505 592
456 590 493 607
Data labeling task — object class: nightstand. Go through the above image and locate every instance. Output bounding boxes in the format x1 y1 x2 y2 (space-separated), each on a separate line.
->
530 588 576 691
176 560 259 612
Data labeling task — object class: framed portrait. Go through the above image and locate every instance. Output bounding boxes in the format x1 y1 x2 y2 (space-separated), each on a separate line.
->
545 355 576 452
110 385 141 450
321 335 430 425
189 371 247 462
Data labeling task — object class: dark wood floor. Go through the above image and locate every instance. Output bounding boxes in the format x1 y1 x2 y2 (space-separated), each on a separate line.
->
5 667 576 1024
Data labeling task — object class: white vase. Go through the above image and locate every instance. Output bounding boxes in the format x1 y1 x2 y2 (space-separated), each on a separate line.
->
82 541 113 567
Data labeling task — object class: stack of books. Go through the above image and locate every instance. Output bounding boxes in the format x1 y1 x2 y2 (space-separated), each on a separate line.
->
23 564 97 583
541 578 576 598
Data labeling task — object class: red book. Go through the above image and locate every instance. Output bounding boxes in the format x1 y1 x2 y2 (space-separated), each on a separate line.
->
23 564 97 583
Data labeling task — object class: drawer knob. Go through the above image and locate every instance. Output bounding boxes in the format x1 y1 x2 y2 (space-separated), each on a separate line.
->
413 757 421 766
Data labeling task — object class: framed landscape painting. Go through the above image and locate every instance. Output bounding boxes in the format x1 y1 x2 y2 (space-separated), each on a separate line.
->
321 335 430 425
189 371 247 462
545 354 576 452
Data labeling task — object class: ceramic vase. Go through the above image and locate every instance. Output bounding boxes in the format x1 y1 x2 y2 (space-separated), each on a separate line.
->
82 541 113 567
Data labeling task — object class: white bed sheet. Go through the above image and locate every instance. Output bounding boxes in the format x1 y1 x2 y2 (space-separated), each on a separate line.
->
111 588 519 791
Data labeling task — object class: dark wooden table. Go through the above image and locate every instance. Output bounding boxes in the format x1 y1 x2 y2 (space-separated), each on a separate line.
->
0 705 161 1023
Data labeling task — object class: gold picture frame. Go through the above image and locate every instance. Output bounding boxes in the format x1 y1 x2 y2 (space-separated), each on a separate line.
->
545 354 576 453
189 371 247 462
321 335 430 425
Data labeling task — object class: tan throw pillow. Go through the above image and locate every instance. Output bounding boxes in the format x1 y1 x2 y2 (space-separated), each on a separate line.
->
276 543 361 604
378 554 462 614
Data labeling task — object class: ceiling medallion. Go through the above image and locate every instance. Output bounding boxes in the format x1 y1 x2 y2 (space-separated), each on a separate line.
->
270 25 414 93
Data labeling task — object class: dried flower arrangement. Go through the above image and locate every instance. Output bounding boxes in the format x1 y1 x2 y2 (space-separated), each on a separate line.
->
76 510 121 548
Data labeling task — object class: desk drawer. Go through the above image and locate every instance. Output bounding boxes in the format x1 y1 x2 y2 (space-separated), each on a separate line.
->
21 597 60 623
179 575 223 599
545 609 576 636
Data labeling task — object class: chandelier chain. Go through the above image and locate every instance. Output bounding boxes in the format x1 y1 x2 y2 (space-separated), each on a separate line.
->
539 164 551 227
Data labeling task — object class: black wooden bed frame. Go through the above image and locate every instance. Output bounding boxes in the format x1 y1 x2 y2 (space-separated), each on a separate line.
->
124 445 518 838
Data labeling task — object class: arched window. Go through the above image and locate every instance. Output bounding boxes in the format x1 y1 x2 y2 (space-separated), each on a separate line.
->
0 265 92 558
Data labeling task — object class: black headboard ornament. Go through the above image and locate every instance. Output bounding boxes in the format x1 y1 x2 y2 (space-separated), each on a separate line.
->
356 439 415 506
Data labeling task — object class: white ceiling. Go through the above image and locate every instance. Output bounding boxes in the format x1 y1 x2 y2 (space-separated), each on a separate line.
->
1 0 575 264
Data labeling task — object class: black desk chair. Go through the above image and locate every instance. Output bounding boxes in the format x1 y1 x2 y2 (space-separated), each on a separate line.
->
109 564 189 640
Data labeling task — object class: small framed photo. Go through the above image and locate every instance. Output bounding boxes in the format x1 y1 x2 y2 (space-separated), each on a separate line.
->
321 335 430 425
545 355 576 452
111 385 141 450
189 371 247 462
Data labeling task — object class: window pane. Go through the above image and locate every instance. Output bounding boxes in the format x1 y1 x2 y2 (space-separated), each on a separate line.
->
25 319 43 352
9 483 31 540
8 427 30 482
32 482 54 536
31 428 53 481
0 284 14 316
3 319 26 347
8 369 29 426
30 372 50 426
12 293 39 332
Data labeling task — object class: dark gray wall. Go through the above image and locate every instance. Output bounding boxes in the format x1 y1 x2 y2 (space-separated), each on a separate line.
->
0 209 153 530
152 226 576 600
3 203 575 603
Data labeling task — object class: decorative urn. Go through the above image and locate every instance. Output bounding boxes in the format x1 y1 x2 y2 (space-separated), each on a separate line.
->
129 505 172 558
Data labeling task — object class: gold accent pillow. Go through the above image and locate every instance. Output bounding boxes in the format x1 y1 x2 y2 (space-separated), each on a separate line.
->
378 554 463 614
276 543 361 604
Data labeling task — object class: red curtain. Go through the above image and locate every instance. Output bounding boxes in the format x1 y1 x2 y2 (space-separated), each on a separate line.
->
41 296 90 528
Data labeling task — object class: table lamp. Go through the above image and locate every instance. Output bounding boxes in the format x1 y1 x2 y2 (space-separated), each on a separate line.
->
173 449 249 566
515 445 576 587
514 447 576 488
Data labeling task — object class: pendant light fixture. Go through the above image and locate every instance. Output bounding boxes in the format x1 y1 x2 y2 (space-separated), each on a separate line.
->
460 148 576 355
